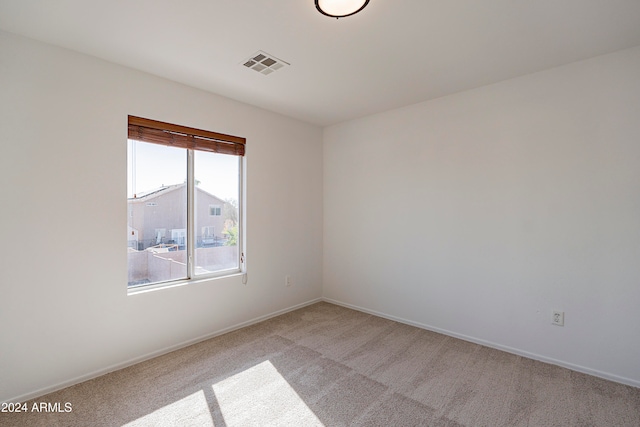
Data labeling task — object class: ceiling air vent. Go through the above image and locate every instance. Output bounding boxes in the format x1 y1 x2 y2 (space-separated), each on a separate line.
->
242 51 289 75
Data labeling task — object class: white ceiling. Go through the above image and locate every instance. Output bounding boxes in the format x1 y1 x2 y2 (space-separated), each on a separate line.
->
2 1 640 126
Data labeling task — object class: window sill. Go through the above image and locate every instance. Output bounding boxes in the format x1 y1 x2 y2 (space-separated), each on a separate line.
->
127 270 244 296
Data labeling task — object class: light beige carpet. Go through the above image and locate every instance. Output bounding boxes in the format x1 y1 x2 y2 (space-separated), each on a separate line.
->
2 302 639 426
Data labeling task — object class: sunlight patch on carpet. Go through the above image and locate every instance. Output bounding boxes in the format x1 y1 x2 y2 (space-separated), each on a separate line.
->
125 390 214 427
212 360 324 426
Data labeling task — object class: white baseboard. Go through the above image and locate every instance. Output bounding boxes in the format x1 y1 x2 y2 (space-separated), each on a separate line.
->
322 297 640 389
7 298 323 403
10 295 635 403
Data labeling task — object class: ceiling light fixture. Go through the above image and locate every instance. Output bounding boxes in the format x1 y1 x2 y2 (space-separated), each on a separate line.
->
315 0 370 19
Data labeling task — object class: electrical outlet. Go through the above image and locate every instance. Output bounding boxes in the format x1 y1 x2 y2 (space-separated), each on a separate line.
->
285 275 292 287
552 310 564 326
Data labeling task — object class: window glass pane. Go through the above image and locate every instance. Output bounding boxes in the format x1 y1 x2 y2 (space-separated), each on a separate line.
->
127 140 187 286
194 150 240 275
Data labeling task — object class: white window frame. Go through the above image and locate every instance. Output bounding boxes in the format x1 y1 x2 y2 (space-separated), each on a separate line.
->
127 116 245 293
187 150 244 280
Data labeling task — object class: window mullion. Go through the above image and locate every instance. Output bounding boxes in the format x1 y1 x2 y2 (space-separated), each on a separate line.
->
187 149 195 278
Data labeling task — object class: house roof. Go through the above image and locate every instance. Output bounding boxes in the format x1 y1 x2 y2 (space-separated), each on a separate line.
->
128 183 225 204
129 184 181 201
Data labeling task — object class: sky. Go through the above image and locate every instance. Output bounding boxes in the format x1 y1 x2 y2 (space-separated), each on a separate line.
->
127 140 240 201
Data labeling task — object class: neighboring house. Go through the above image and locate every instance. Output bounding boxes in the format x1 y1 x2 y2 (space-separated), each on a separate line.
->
128 184 229 250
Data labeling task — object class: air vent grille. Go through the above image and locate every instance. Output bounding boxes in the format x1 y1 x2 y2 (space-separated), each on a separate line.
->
242 51 289 75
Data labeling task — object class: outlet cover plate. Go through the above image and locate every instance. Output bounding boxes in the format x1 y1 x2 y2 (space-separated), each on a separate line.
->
552 310 565 326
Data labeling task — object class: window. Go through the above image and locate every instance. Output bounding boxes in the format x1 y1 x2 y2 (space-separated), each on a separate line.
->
154 228 166 244
127 116 245 289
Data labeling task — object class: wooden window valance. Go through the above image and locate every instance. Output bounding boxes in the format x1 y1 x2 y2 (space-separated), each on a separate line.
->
128 115 245 156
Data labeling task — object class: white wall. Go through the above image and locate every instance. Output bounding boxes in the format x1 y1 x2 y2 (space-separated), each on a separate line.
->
0 31 323 402
324 46 640 386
